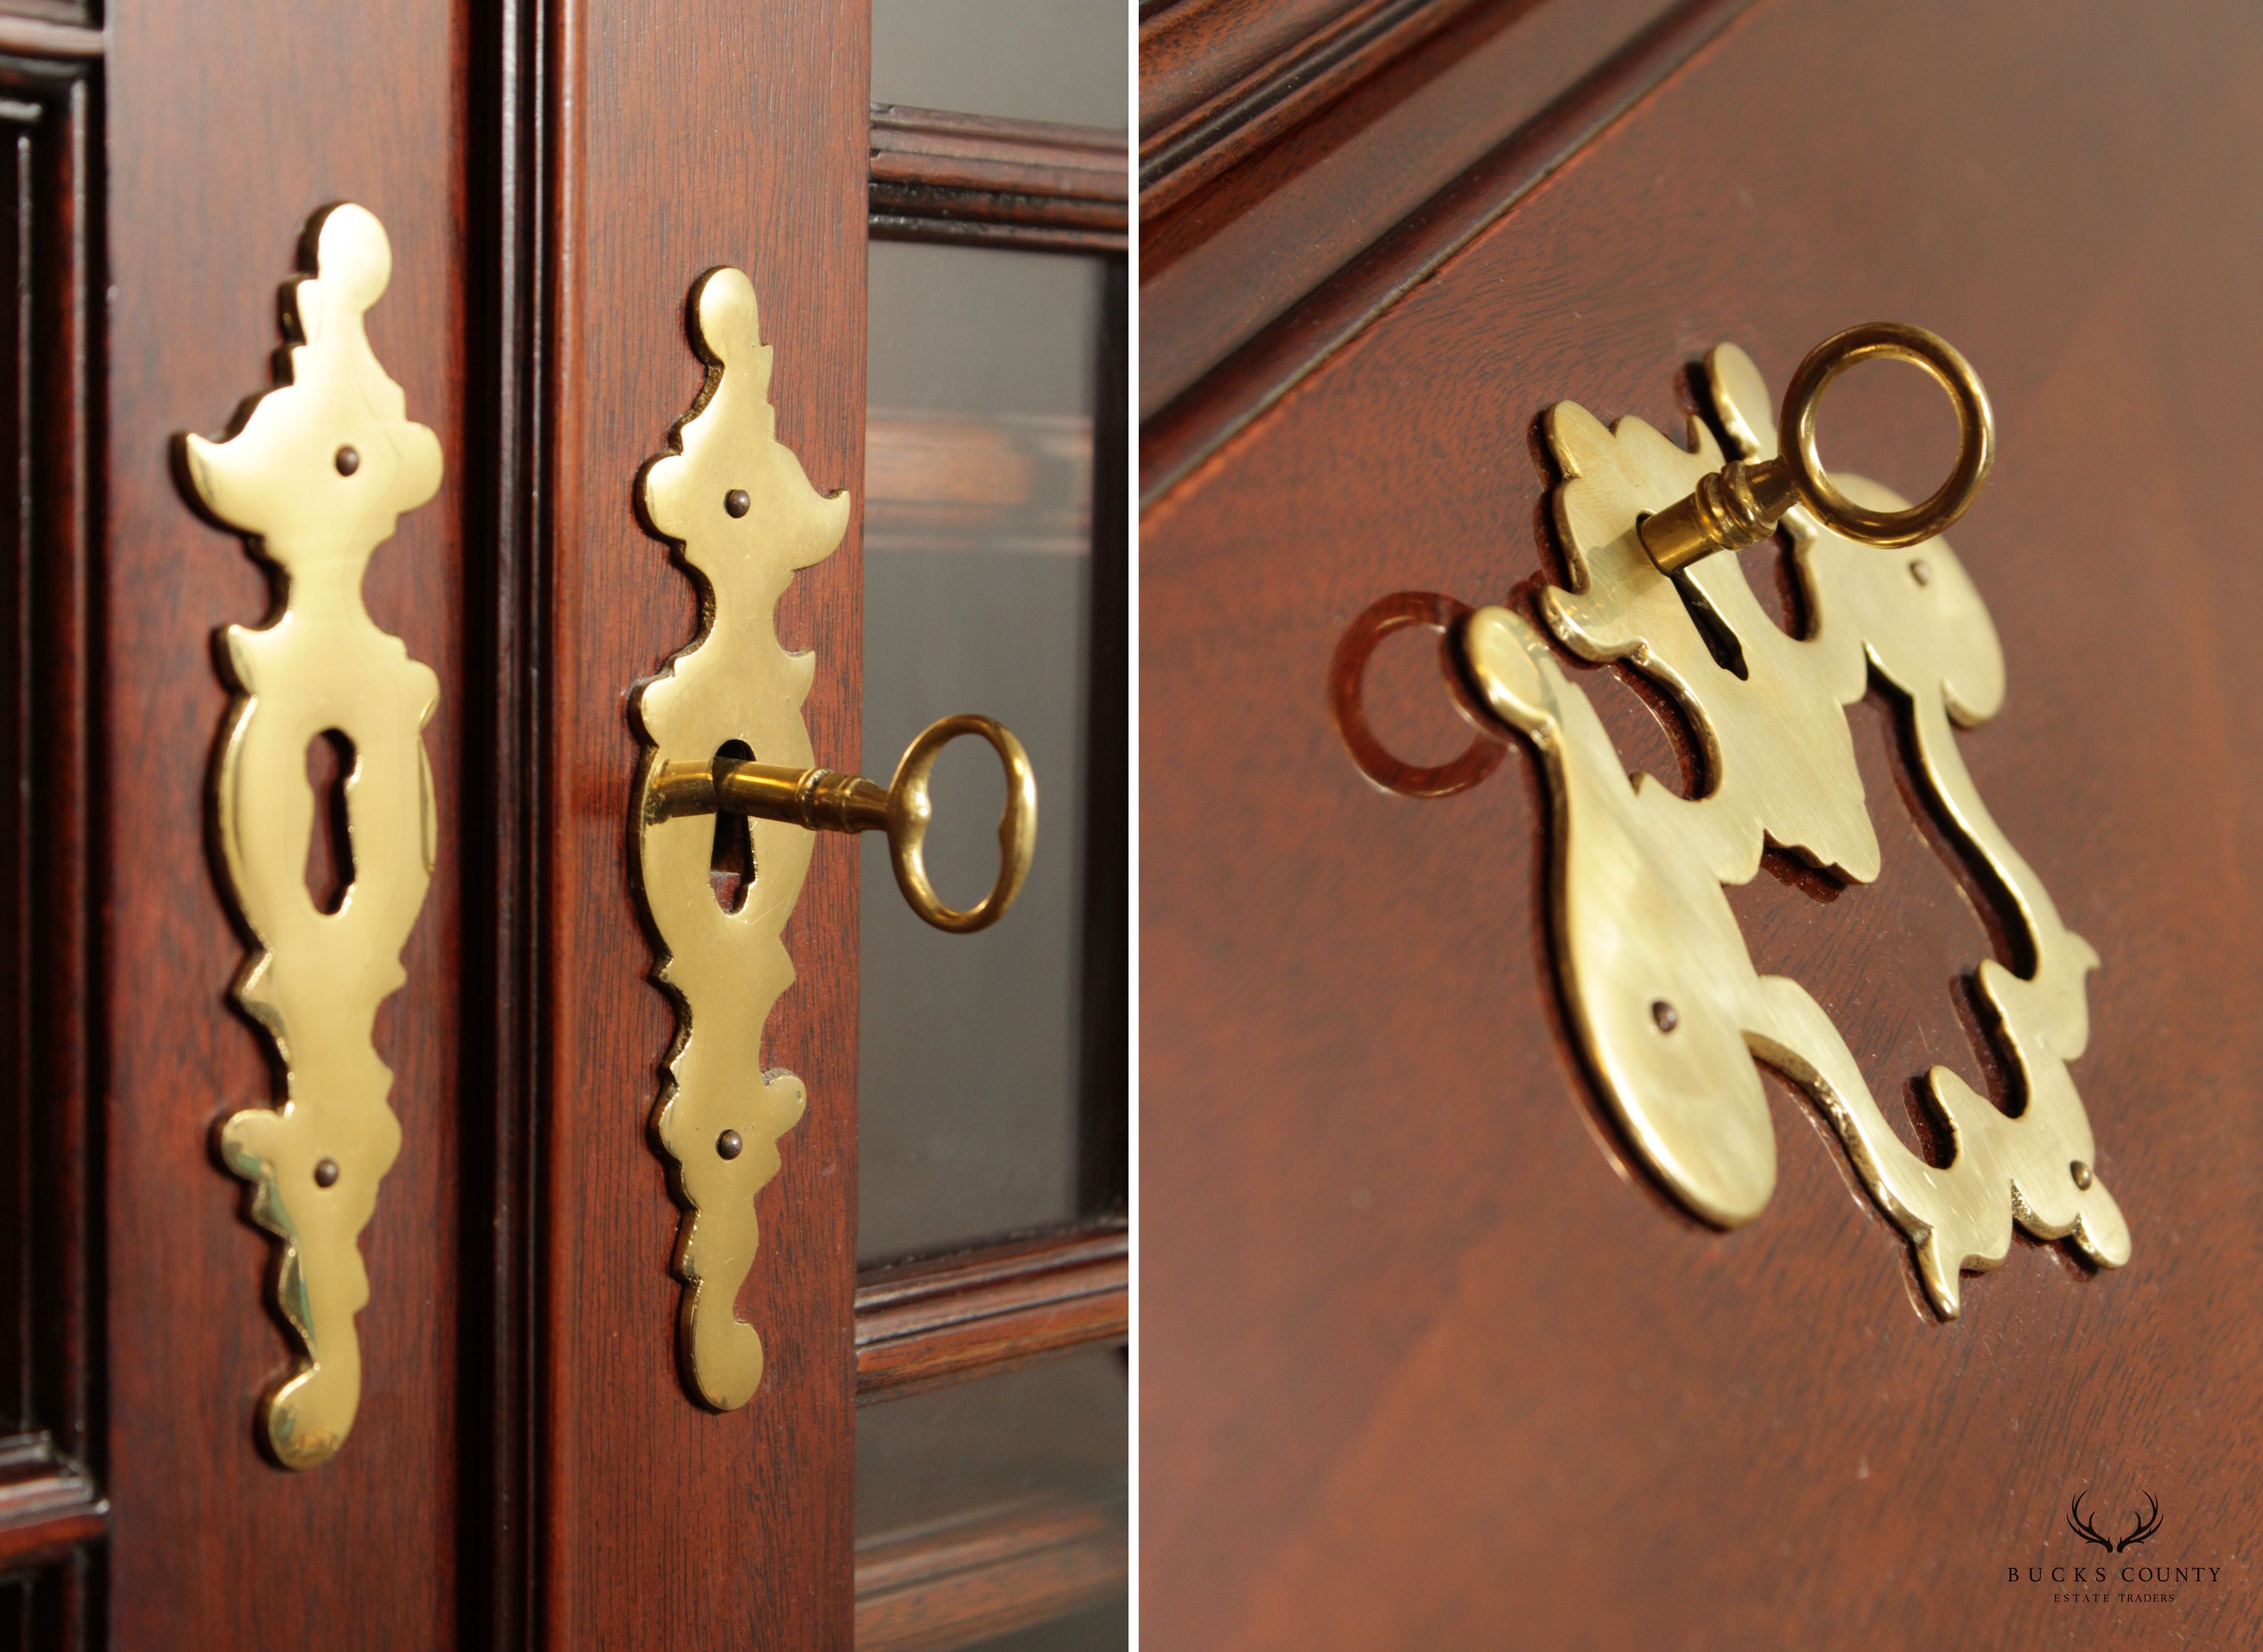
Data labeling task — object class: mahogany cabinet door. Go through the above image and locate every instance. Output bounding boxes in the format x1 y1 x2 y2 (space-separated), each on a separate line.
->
1141 0 2263 1645
0 0 871 1646
69 2 469 1646
529 4 866 1647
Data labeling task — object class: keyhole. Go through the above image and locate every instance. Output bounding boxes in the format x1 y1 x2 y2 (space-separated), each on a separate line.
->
305 729 356 914
709 738 756 913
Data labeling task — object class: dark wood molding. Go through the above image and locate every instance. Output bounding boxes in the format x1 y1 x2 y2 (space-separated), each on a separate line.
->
0 1435 104 1570
1140 0 1485 220
854 1494 1126 1652
855 1228 1128 1403
1142 0 1369 134
1140 0 1752 505
0 58 100 1623
459 0 545 1645
1140 0 1703 421
1078 262 1130 1219
870 106 1127 254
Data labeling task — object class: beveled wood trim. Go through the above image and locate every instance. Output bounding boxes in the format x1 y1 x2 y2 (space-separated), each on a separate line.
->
1140 0 1752 505
855 1228 1128 1403
873 107 1123 201
0 19 100 60
0 1435 105 1568
1142 0 1368 133
870 106 1127 254
1140 0 1484 220
854 1495 1125 1652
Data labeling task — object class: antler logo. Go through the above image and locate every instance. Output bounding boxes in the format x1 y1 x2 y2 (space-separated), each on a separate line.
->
2068 1491 2162 1553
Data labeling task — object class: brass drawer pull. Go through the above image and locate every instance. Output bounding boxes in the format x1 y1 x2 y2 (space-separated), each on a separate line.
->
1638 321 1994 573
647 712 1037 935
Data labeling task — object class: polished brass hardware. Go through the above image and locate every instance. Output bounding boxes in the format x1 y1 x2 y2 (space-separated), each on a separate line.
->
631 266 1040 1410
632 267 834 1413
180 203 441 1467
1638 322 1994 573
1448 333 2125 1317
647 714 1037 934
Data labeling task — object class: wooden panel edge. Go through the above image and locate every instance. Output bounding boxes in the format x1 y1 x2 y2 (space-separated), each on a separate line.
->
870 106 1127 251
855 1229 1129 1402
854 1494 1126 1652
1139 0 1752 509
867 213 1126 255
1139 0 1484 220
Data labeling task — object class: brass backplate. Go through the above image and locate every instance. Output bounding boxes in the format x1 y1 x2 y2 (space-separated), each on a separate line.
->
631 268 849 1411
182 203 441 1467
1461 343 2128 1316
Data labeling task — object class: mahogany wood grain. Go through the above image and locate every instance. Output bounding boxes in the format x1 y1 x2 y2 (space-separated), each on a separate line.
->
536 2 865 1646
855 1229 1128 1403
101 3 466 1648
1138 0 1485 220
1139 0 1732 451
1141 0 1369 134
1141 0 2263 1645
853 1494 1126 1652
870 107 1126 254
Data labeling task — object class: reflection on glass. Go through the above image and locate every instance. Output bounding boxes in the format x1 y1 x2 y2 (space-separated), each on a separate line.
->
857 1353 1128 1650
862 240 1100 1262
872 0 1127 130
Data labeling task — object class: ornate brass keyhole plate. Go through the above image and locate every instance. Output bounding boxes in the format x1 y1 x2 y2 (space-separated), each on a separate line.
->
1457 338 2128 1317
182 203 441 1466
631 268 849 1412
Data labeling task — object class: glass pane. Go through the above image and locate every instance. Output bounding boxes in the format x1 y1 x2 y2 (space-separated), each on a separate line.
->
857 1352 1127 1532
857 1353 1129 1650
872 0 1127 130
862 241 1101 1262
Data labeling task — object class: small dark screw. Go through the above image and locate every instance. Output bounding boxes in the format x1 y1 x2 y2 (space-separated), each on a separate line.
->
314 1158 341 1188
334 446 361 477
724 489 751 518
1909 559 1932 586
717 1129 744 1160
1651 1000 1679 1033
2070 1159 2093 1190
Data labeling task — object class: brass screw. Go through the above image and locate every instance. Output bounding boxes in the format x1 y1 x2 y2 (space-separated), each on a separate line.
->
717 1129 744 1160
724 488 751 518
1652 1000 1679 1033
2070 1160 2093 1190
334 445 361 476
1909 559 1932 585
314 1158 341 1188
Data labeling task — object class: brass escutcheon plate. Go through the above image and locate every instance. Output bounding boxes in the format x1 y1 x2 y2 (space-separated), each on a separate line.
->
630 268 849 1411
1460 342 2128 1316
181 203 441 1467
